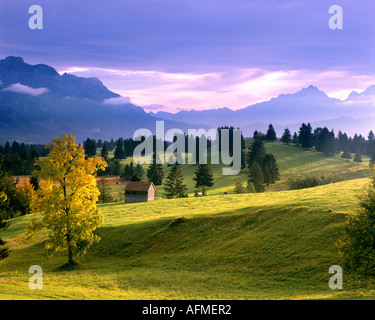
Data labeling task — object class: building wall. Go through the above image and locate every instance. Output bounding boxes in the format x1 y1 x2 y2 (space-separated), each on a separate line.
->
125 185 156 203
125 191 149 203
148 187 155 202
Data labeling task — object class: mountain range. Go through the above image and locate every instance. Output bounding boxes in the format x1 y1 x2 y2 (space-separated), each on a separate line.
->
0 56 374 144
0 56 205 144
152 85 375 137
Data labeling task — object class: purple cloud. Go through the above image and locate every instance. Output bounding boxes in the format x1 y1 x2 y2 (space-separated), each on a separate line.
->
1 0 375 112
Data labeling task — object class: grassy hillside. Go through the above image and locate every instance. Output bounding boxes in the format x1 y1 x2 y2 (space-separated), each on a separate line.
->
108 142 370 197
1 178 375 299
1 142 374 299
265 143 370 191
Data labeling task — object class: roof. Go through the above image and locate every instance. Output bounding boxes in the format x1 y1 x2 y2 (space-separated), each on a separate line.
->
125 181 155 192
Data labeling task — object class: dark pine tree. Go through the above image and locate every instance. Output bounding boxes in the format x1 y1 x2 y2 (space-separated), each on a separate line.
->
100 142 109 160
247 139 267 169
368 130 375 143
262 154 280 186
217 126 235 156
114 138 126 159
29 145 39 160
11 141 20 155
193 164 214 190
121 162 135 181
367 131 375 156
370 151 375 168
130 172 142 182
281 128 292 144
248 162 265 192
327 129 338 155
266 124 277 142
108 138 115 151
29 175 40 191
163 164 188 199
96 139 103 148
351 134 366 155
3 142 10 155
241 132 246 150
292 132 299 145
298 123 313 149
19 143 29 161
147 153 164 186
253 130 259 140
241 150 247 170
315 127 337 155
312 127 322 148
135 163 145 180
83 138 97 157
338 131 349 152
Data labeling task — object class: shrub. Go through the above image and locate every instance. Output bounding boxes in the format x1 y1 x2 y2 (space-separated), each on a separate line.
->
0 173 31 219
194 186 207 197
353 153 362 163
234 181 246 194
247 182 256 193
287 174 342 190
97 178 114 203
337 166 375 279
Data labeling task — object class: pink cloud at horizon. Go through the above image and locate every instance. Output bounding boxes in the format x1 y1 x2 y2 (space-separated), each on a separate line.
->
64 66 375 113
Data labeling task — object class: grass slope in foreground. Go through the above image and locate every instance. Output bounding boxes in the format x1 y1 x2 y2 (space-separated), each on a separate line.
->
1 177 375 299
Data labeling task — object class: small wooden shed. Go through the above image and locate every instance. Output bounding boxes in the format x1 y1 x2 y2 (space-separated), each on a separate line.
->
124 181 156 203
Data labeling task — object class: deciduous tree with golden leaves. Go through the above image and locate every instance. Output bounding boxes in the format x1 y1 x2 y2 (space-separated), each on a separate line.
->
26 133 107 267
0 191 9 260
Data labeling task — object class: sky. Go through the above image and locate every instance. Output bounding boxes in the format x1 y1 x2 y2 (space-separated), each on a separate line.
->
1 0 375 112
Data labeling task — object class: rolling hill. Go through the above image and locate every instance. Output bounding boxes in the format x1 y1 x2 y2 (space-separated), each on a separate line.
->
106 141 370 198
0 142 374 300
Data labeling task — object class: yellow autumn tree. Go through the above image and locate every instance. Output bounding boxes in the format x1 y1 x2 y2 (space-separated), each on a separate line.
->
26 133 107 266
0 191 9 260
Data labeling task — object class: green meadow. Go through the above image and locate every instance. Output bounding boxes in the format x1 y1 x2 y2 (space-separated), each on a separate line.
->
1 142 375 300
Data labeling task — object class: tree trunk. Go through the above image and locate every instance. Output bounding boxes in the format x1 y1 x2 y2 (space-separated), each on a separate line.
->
63 178 75 266
66 233 75 265
68 246 74 265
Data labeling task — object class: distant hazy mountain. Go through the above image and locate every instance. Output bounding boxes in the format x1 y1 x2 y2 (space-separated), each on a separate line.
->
1 56 374 144
151 107 235 126
346 85 375 101
154 85 375 137
0 56 119 101
0 56 206 144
